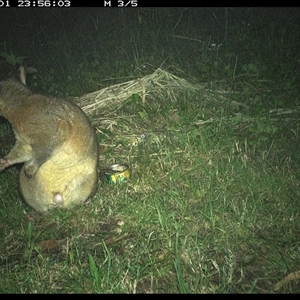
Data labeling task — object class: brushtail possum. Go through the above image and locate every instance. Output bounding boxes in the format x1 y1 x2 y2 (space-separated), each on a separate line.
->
0 66 99 212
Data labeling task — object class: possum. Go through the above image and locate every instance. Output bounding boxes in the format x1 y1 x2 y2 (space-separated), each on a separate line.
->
0 66 99 212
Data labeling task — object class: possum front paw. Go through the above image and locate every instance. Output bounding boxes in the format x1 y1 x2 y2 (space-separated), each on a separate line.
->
24 163 39 178
0 158 10 171
53 193 64 208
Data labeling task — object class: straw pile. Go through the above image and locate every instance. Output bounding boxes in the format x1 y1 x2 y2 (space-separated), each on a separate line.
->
72 68 204 124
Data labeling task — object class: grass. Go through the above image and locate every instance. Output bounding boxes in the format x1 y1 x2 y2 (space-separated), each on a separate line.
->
0 7 300 293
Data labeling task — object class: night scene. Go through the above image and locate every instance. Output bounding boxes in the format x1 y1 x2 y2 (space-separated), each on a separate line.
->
0 6 299 293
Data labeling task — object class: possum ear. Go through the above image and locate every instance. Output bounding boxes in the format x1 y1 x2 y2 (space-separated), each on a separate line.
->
18 64 26 85
10 64 27 85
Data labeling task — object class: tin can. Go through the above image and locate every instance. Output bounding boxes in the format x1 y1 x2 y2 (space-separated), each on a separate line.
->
102 164 131 184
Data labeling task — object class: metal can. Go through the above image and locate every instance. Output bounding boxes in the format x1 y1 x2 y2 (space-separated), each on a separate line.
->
102 164 131 184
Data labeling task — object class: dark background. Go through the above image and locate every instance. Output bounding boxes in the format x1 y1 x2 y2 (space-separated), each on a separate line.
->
0 7 299 96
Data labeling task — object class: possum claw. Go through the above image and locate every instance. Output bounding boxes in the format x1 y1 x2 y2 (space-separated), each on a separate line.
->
0 158 10 171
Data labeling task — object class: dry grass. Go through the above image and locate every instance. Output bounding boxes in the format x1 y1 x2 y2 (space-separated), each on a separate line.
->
74 68 203 118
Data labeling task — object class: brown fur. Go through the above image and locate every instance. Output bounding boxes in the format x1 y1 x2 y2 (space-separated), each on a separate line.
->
0 66 99 212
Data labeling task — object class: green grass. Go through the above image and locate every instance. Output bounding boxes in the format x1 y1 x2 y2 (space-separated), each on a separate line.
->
0 7 300 293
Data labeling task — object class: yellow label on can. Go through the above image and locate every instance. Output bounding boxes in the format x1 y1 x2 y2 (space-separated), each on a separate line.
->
103 164 131 184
